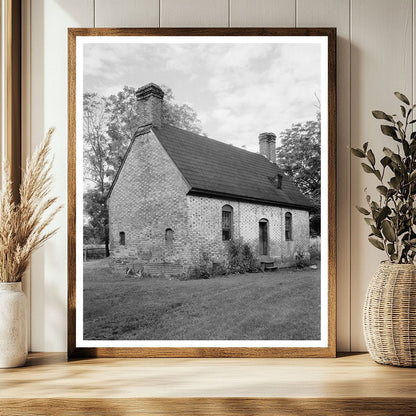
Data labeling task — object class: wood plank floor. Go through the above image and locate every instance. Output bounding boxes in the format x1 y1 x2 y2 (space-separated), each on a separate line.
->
1 352 416 415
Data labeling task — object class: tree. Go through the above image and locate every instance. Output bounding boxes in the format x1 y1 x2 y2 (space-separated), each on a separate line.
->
276 111 321 235
83 188 108 244
104 85 203 181
162 86 202 134
104 86 145 180
83 93 111 253
83 85 203 250
83 92 109 192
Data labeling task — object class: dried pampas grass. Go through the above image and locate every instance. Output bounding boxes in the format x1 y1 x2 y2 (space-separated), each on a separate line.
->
0 128 61 282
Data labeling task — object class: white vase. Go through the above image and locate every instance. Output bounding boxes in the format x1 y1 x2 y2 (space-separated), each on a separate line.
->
0 282 28 368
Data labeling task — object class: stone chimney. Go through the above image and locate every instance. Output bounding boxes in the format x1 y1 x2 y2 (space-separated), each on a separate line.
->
259 132 276 164
135 83 164 128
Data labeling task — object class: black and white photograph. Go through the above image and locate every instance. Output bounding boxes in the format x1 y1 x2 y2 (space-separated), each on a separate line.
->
71 31 333 353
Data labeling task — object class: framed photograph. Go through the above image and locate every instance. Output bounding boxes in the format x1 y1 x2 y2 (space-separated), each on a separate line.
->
68 28 336 358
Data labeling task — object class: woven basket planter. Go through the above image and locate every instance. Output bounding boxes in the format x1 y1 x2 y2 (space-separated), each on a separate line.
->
363 262 416 367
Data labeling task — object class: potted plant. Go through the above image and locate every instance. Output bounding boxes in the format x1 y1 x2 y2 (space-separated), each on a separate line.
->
0 128 60 368
352 92 416 366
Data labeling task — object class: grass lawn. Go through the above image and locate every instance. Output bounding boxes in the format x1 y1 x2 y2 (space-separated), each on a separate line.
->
83 259 321 341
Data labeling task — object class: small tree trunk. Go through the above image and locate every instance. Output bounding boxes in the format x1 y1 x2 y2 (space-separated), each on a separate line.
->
105 230 110 257
104 204 110 257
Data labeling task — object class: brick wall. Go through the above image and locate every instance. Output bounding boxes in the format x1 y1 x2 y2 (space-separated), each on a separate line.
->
109 130 311 273
187 195 310 266
108 130 191 271
135 84 164 128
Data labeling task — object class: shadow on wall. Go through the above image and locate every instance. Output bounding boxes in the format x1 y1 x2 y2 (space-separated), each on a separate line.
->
30 0 92 351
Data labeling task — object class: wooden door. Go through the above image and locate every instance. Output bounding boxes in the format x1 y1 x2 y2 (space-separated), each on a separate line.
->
259 220 268 255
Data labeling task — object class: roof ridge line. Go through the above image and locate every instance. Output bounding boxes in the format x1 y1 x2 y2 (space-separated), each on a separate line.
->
160 124 270 159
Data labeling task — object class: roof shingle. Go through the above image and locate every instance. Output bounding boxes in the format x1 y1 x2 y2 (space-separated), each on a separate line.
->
153 125 313 210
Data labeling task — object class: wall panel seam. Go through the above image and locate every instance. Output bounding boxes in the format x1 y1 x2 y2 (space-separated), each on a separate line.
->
349 0 352 353
295 0 297 28
28 0 32 351
29 0 31 351
29 0 32 352
0 1 4 172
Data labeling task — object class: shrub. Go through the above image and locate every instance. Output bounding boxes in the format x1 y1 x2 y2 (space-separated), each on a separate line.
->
185 251 212 280
212 262 227 276
294 246 311 269
124 263 148 278
187 265 210 280
227 238 261 274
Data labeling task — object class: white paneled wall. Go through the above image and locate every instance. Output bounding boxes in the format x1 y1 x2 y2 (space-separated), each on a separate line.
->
95 0 159 27
23 0 416 352
26 0 94 352
160 0 229 27
350 0 414 351
297 0 351 353
230 0 295 27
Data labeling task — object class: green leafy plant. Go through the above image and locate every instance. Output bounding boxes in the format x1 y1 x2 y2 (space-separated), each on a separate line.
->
351 92 416 263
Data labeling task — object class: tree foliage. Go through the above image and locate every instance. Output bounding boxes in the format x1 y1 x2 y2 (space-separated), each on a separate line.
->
83 85 203 247
162 87 203 134
83 188 108 244
276 111 321 235
351 92 416 264
83 93 110 253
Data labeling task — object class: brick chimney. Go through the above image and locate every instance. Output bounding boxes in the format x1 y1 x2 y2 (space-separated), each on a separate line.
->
259 132 276 164
135 83 164 128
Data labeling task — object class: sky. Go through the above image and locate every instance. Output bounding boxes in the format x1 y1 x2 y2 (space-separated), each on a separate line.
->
83 39 321 153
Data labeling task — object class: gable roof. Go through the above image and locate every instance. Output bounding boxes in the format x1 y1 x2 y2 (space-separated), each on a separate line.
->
107 125 153 200
152 125 313 210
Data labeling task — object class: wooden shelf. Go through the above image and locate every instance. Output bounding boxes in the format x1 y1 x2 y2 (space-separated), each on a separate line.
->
1 352 416 415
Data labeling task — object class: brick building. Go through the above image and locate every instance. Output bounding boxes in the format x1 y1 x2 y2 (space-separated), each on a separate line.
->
107 83 313 276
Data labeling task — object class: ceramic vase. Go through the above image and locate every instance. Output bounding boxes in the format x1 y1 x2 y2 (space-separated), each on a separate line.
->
0 282 28 368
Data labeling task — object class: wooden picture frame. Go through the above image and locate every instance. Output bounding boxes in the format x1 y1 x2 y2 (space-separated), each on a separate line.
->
68 28 336 358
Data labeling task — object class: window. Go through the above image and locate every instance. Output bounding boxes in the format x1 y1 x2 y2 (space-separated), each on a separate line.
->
222 205 233 241
165 228 174 242
119 231 125 246
285 212 292 241
268 174 283 189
